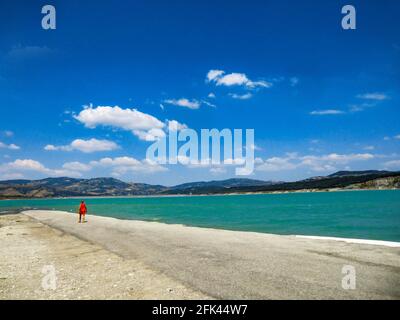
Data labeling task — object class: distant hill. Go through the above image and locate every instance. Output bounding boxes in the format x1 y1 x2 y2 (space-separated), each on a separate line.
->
328 170 392 177
0 171 399 199
168 178 280 192
209 170 400 195
162 171 400 195
0 177 167 198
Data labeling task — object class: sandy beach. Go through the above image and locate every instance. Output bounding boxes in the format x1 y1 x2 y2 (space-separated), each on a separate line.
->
1 210 400 300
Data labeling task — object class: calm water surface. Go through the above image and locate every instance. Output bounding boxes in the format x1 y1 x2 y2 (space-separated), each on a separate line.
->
1 190 399 241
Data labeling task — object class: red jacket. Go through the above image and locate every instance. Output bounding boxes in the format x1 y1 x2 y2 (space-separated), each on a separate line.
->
79 203 87 214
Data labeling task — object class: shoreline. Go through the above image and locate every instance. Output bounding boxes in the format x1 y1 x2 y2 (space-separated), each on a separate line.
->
37 209 400 247
1 187 399 201
294 235 400 248
6 210 399 299
0 202 399 244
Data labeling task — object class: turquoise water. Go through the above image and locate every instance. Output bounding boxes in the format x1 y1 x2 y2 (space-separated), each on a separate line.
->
1 190 400 242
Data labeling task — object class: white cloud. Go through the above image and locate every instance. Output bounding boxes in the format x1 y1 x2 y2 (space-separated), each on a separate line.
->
74 105 165 140
133 128 166 142
357 93 388 101
44 138 119 153
0 141 20 150
310 109 345 115
90 156 167 174
256 153 375 172
384 160 400 169
246 143 262 151
8 159 47 172
4 131 14 137
256 156 298 172
208 93 216 99
206 69 272 89
395 135 400 140
301 153 374 163
201 100 217 108
0 159 82 178
70 139 119 153
164 98 201 110
167 120 188 132
230 93 253 100
62 162 92 172
206 70 225 82
44 145 59 151
216 73 249 86
210 167 227 175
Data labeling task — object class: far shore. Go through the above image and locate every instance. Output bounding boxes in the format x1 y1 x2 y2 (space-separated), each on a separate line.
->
1 210 399 300
1 186 399 201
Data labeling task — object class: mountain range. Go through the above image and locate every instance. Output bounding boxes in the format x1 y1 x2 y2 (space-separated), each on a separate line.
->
0 170 399 199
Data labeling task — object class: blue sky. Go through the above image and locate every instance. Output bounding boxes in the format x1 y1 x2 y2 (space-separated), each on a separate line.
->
0 0 399 185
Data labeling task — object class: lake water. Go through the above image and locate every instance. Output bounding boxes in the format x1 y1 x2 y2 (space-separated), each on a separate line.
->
1 190 399 241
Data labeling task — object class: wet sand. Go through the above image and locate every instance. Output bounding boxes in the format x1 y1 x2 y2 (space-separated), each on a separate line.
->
1 210 400 299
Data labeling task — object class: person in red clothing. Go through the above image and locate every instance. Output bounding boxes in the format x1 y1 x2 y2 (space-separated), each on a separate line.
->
78 200 87 223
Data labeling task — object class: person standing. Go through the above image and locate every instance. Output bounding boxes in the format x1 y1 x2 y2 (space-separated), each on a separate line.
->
78 200 87 223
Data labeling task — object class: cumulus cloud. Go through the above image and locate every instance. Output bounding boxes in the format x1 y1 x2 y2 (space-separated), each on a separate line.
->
206 70 225 82
74 105 188 140
0 159 83 178
74 105 166 140
133 128 166 142
256 156 298 172
62 161 92 172
44 138 119 153
166 120 188 132
0 141 20 150
8 159 47 172
256 153 375 172
310 109 345 115
206 69 272 89
90 156 167 175
0 155 168 180
164 98 201 110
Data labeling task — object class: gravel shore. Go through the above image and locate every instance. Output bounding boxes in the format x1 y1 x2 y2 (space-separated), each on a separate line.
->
1 210 400 300
0 213 208 299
